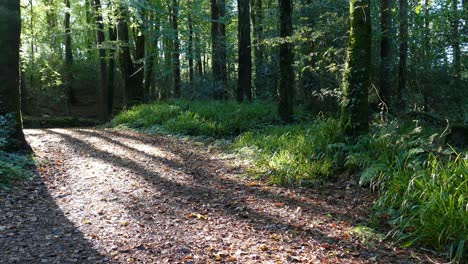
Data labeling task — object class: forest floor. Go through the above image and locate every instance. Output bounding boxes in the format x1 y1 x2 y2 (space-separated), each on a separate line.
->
0 128 443 263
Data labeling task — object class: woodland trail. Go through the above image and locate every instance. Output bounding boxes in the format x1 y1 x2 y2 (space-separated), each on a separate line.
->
0 129 439 263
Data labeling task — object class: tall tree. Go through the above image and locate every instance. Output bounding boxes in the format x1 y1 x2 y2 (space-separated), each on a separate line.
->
0 0 29 150
251 0 265 97
341 0 371 136
172 0 181 98
188 1 195 85
278 0 294 121
108 24 116 114
237 0 252 101
380 0 392 110
397 0 408 107
64 0 73 115
451 0 461 89
93 0 108 120
117 6 136 106
211 0 227 98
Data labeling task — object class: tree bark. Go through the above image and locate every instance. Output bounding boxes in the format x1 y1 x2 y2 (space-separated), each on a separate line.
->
172 0 181 98
94 0 108 120
341 0 371 137
252 0 265 97
117 6 136 107
211 0 227 99
108 25 116 115
237 0 252 101
397 0 408 107
278 0 294 121
380 0 392 110
64 0 73 115
188 12 194 85
0 0 29 150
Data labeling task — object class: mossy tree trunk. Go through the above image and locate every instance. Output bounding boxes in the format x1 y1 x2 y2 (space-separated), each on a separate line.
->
237 0 252 102
278 0 294 122
0 0 30 150
340 0 371 137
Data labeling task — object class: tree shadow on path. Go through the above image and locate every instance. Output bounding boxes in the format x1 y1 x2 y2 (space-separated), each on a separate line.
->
0 145 110 263
41 128 430 263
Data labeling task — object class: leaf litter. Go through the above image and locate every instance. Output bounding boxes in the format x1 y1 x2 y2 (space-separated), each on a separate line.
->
0 128 445 263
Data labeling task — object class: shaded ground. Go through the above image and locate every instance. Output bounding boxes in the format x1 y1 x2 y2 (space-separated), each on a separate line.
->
0 128 443 263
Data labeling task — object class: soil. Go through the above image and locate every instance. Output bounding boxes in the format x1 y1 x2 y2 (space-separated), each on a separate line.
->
0 128 444 263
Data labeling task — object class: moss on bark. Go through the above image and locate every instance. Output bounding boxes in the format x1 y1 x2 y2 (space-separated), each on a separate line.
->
341 0 371 137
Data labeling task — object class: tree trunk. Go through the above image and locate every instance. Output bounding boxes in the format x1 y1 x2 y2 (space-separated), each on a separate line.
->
188 9 194 85
94 0 108 121
397 0 408 107
211 0 227 99
252 0 265 97
134 7 145 102
0 0 29 150
237 0 252 101
172 0 181 98
380 0 392 110
64 0 73 115
341 0 371 137
117 7 136 107
278 0 294 121
108 25 116 115
451 0 461 84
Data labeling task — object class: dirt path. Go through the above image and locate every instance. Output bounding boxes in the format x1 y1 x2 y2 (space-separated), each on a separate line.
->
0 128 440 263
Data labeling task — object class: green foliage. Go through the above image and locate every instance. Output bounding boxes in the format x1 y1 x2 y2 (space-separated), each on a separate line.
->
235 115 466 260
234 116 347 185
111 100 285 137
0 114 32 188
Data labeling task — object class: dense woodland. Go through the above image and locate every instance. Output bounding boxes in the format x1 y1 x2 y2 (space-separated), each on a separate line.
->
0 0 467 262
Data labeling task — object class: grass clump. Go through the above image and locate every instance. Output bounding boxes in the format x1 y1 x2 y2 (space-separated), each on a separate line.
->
234 116 347 185
111 100 285 137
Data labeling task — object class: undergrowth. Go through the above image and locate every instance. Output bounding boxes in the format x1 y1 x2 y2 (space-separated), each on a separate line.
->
111 100 303 137
0 114 32 189
112 100 467 261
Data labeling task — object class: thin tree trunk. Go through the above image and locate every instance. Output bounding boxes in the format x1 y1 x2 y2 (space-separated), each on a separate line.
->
278 0 294 121
0 0 29 150
188 13 194 85
237 0 252 101
380 0 392 110
252 0 265 97
451 0 461 83
117 7 136 107
64 0 73 115
108 25 116 115
397 0 408 108
341 0 371 136
94 0 108 120
172 0 181 98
